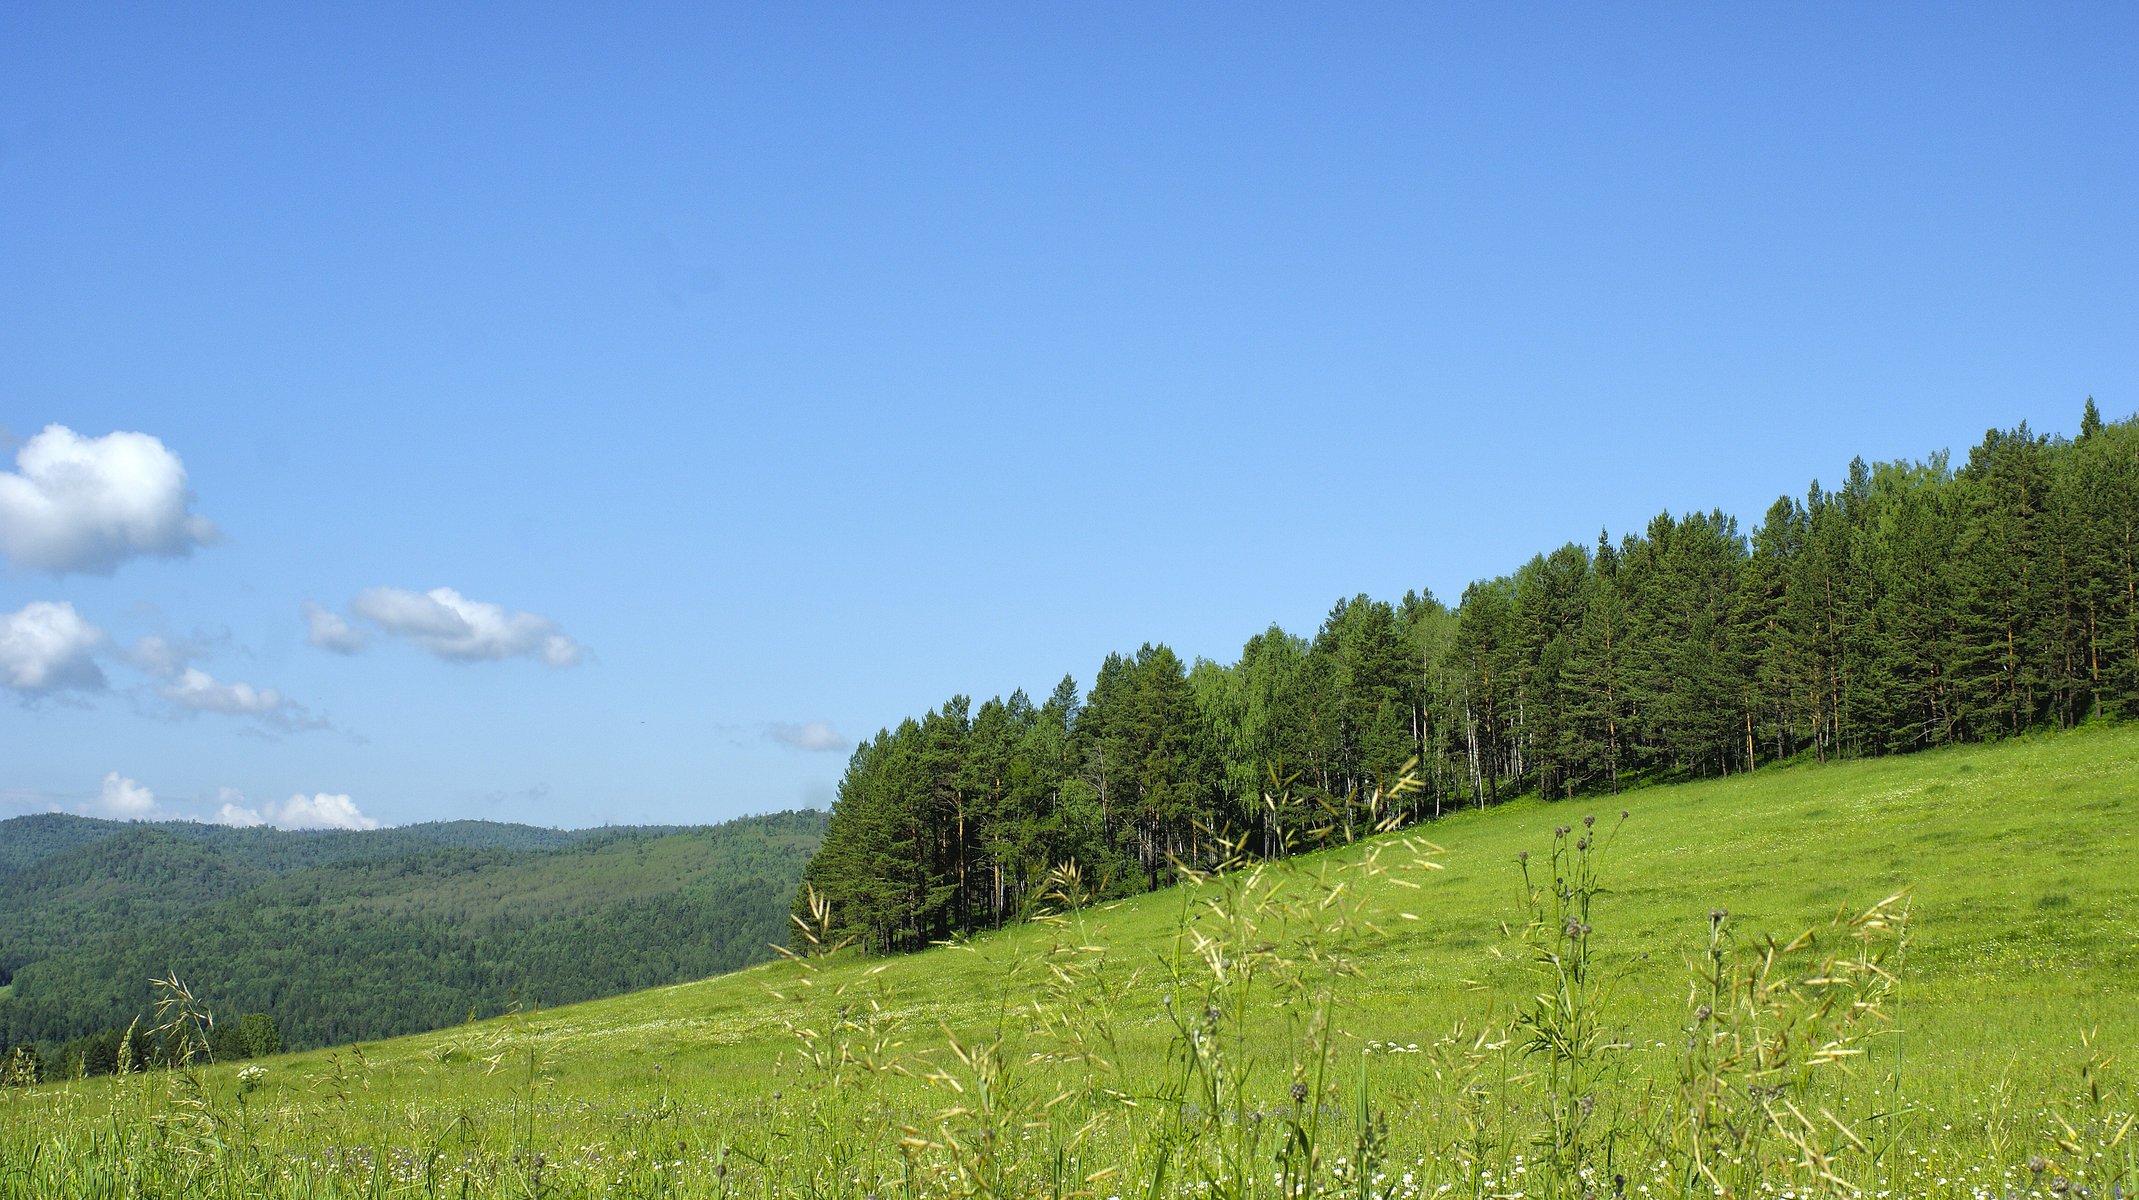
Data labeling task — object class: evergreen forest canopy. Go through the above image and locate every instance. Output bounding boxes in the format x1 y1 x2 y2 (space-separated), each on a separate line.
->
0 809 826 1071
800 402 2139 953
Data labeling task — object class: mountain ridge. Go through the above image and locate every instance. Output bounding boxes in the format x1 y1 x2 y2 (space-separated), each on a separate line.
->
0 808 827 1054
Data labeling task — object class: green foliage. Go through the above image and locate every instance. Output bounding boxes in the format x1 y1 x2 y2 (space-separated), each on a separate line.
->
0 811 826 1056
235 1013 280 1059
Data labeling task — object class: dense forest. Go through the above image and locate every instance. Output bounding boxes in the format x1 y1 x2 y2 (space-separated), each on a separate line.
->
0 809 826 1074
799 403 2139 952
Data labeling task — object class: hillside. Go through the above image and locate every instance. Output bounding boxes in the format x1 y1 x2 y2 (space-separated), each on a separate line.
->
5 724 2132 1198
0 810 827 1053
798 408 2139 959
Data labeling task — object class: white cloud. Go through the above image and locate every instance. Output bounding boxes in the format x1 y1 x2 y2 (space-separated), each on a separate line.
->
209 788 380 830
70 778 375 829
768 720 846 752
336 586 583 666
0 425 218 574
213 802 265 827
541 634 582 668
125 633 191 678
212 786 264 827
303 602 369 653
92 771 161 820
1 600 106 694
162 666 285 715
269 792 378 830
124 632 319 729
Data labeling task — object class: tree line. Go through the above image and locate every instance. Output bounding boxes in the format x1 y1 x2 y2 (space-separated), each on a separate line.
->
798 402 2139 952
0 1012 280 1086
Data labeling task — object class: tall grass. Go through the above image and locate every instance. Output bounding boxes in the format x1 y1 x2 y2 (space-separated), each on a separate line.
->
4 739 2135 1199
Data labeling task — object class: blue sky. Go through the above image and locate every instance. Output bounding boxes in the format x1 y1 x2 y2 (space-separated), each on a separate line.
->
3 5 2133 829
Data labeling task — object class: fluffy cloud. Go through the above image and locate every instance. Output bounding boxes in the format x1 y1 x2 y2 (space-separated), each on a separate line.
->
0 425 218 574
1 600 106 694
303 602 369 653
126 633 319 728
326 586 583 666
212 787 265 827
70 777 376 828
277 792 378 829
125 633 192 678
162 667 286 716
767 720 846 752
92 771 162 820
213 790 379 831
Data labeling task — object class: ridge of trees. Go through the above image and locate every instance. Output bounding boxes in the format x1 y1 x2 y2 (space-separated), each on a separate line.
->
0 811 828 1067
799 403 2139 953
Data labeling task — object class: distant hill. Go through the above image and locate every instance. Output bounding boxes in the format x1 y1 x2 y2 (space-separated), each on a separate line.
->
0 810 826 1052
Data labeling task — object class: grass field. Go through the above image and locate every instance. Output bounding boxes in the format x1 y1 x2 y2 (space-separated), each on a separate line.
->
4 725 2135 1199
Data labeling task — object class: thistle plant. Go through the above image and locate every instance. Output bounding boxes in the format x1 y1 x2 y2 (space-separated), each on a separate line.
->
1510 813 1627 1192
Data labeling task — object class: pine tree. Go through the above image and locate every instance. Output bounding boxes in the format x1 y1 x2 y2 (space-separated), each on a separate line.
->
1448 580 1516 806
1862 456 1965 750
1957 425 2057 736
1313 595 1417 820
1510 546 1590 798
1566 533 1634 792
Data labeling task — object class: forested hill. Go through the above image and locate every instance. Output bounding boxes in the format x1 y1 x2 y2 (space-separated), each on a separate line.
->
0 809 826 1058
801 402 2139 952
0 812 645 876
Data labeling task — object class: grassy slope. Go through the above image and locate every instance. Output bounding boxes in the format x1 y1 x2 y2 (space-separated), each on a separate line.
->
4 725 2134 1197
243 722 2138 1089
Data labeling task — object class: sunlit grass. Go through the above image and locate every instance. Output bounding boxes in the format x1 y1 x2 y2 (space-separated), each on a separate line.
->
4 723 2135 1198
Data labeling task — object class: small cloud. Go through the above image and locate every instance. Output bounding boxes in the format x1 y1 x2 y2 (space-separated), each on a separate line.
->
327 586 583 666
303 602 368 653
540 633 582 667
91 771 162 820
1 600 107 695
162 667 285 716
0 425 218 575
767 720 846 752
125 632 193 677
212 786 264 827
209 787 380 830
270 792 378 830
125 632 323 731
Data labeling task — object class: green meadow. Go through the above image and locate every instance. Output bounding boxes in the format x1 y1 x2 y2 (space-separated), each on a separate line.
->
4 725 2135 1200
